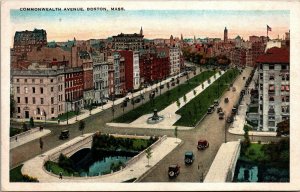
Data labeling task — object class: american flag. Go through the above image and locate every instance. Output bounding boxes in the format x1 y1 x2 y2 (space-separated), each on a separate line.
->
267 25 272 32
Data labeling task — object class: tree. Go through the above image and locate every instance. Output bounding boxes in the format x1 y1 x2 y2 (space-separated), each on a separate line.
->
39 137 44 152
145 147 152 167
10 94 16 117
176 99 181 108
202 84 204 89
183 95 187 103
193 90 197 96
79 120 85 135
276 119 289 136
22 123 28 132
174 126 178 142
29 117 34 128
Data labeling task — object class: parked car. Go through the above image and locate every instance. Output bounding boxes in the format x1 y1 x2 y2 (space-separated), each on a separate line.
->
219 112 225 120
168 164 180 178
227 115 234 123
59 130 69 140
232 107 237 115
213 100 219 106
224 97 229 103
171 82 176 86
184 151 194 165
207 106 214 114
217 107 223 113
197 140 209 150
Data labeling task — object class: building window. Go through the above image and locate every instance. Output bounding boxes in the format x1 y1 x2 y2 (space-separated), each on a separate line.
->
24 87 28 94
51 87 54 92
269 96 274 102
51 97 54 104
51 108 54 114
25 79 27 83
32 97 36 104
269 64 274 70
282 65 287 70
17 107 20 113
269 75 274 80
25 97 28 104
16 79 19 82
40 79 43 83
40 87 43 94
50 79 54 83
41 98 44 104
17 87 20 93
17 97 20 103
32 79 35 83
32 87 35 93
268 121 275 127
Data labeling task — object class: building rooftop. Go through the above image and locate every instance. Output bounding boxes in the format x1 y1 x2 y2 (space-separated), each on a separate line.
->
256 47 289 64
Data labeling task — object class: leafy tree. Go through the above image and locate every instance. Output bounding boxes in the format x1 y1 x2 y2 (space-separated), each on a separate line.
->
79 120 85 135
193 90 197 96
174 126 178 142
276 119 289 136
183 95 187 103
58 153 74 172
22 123 28 132
10 94 16 117
145 147 152 167
29 117 34 128
176 100 181 108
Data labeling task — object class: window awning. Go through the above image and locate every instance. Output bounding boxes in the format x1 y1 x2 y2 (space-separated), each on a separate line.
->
269 85 275 91
281 85 285 91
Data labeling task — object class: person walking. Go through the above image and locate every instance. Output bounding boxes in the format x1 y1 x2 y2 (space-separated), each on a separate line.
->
59 172 63 179
15 136 18 142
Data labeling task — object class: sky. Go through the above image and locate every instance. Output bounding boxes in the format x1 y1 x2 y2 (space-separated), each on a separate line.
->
10 9 289 43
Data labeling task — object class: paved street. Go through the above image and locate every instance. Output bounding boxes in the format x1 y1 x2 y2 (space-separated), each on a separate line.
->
9 67 282 183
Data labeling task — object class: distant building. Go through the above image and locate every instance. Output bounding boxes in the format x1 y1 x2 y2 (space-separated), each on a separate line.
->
224 27 228 43
13 29 47 56
256 47 290 131
169 46 181 75
112 28 144 51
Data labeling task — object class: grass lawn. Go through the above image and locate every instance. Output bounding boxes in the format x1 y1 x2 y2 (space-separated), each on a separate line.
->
10 164 24 182
174 69 239 126
114 70 216 123
132 139 149 151
53 111 83 121
44 161 80 177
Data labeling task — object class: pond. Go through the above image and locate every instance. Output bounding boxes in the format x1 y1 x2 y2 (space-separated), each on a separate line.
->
233 160 289 182
69 148 136 177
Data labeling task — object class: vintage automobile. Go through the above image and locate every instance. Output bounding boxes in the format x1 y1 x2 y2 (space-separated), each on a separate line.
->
207 105 215 114
213 100 219 106
168 164 180 178
59 129 69 140
217 107 223 113
224 97 229 103
197 140 209 150
219 112 225 120
184 151 194 165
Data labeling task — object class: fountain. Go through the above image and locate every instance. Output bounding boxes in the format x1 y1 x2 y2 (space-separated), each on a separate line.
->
147 109 164 124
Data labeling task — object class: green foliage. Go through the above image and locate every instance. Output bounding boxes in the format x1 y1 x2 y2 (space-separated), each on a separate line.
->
193 90 197 96
55 111 79 121
145 147 152 166
110 161 124 172
183 95 187 103
10 94 16 117
10 128 22 137
79 120 85 135
10 164 39 182
175 69 239 126
176 100 181 108
29 117 34 128
45 161 80 177
114 71 215 123
58 154 75 173
22 123 28 132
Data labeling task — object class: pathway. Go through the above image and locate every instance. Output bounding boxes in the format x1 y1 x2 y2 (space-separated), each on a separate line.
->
10 128 51 149
107 71 225 130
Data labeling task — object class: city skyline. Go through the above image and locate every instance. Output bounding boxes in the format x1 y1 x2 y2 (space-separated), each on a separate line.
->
10 10 289 44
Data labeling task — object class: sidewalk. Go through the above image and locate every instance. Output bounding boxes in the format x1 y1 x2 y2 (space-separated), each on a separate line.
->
10 128 51 149
228 68 276 137
59 72 186 125
107 71 224 130
21 134 181 182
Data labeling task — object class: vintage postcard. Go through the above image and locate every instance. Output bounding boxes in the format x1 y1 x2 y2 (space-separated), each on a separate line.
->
1 0 300 191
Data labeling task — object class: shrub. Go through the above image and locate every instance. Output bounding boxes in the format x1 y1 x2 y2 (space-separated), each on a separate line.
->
22 174 39 182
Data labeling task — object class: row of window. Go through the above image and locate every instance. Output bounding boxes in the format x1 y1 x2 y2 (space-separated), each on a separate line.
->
17 96 56 105
260 64 288 70
15 78 55 84
17 107 55 115
16 86 59 94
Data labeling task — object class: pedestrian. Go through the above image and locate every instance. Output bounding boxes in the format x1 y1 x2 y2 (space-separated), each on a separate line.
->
15 136 18 142
59 172 63 179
